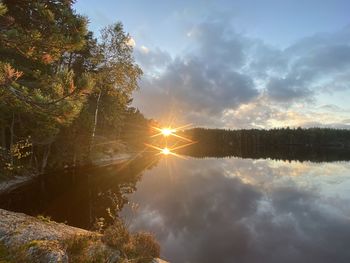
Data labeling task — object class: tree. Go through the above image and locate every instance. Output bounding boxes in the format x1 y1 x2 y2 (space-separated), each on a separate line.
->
86 23 142 157
48 23 143 167
0 0 91 174
1 1 145 175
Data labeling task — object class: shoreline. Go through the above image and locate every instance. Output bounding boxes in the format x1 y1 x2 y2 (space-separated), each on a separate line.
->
0 175 36 195
0 153 133 195
0 208 167 262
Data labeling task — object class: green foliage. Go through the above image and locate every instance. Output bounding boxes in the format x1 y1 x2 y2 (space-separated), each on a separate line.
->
0 0 93 175
0 136 32 175
0 1 146 176
0 0 87 62
0 3 7 17
120 107 153 149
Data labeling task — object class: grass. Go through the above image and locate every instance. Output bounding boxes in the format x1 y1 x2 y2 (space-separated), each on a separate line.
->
0 242 29 263
65 235 91 262
123 232 161 263
0 243 14 263
101 218 130 250
36 215 52 223
102 218 160 263
65 234 114 263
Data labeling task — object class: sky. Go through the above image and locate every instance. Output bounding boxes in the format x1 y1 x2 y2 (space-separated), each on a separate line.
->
74 0 350 129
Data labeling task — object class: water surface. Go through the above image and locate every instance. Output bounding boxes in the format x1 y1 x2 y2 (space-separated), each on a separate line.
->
121 157 350 263
1 155 350 263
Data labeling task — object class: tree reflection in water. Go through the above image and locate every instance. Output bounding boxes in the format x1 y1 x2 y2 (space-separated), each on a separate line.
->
0 154 160 229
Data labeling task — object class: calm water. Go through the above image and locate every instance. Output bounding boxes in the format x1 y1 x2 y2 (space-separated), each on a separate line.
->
1 155 350 263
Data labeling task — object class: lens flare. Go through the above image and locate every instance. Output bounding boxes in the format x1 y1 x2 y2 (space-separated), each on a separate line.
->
161 148 170 155
151 124 193 142
161 128 175 137
146 123 196 159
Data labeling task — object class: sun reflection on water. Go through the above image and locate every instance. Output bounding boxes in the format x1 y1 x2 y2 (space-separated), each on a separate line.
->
146 123 196 158
161 148 170 155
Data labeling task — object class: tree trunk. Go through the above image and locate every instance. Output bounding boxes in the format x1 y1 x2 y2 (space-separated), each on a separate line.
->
30 143 34 168
90 90 102 155
9 112 15 166
40 143 51 174
73 150 77 167
67 53 73 70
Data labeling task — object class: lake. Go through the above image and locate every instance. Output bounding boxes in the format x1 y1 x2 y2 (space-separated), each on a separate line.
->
1 154 350 263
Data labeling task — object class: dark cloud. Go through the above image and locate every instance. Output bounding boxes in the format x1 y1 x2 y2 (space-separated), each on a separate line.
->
248 41 288 77
133 17 350 127
134 55 259 123
134 18 259 124
266 76 314 102
189 18 250 69
266 26 350 102
122 159 350 263
156 57 258 114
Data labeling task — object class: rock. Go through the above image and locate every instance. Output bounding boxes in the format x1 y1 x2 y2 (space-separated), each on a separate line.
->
0 209 95 262
0 209 167 263
0 209 90 245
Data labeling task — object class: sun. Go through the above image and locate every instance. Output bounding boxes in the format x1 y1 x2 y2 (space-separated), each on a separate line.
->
161 128 175 137
151 124 193 142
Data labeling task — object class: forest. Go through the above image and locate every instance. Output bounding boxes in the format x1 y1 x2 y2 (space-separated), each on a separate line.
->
0 0 151 178
180 127 350 162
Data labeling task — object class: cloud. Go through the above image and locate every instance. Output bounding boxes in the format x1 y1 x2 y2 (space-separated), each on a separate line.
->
134 46 172 73
266 26 350 102
134 56 259 126
266 76 314 102
188 18 250 69
134 18 259 124
133 17 350 128
248 41 288 77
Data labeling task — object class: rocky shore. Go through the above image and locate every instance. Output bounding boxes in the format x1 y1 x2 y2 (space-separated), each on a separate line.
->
0 209 167 263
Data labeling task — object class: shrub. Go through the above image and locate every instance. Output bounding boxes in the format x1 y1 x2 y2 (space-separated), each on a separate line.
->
66 235 90 255
65 234 119 263
125 232 160 263
102 218 130 250
101 218 160 263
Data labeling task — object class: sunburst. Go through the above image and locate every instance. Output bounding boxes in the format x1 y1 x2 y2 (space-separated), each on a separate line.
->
146 123 196 159
150 124 193 142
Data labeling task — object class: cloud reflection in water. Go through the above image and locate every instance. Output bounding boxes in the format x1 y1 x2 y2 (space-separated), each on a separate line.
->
121 158 350 263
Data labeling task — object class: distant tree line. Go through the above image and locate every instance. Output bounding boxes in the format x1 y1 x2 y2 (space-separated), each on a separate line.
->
0 1 150 176
180 127 350 162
